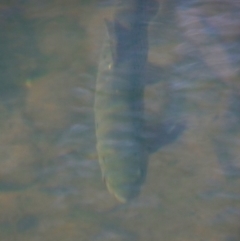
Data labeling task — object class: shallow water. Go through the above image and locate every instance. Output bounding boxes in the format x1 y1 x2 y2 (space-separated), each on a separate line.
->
0 0 239 240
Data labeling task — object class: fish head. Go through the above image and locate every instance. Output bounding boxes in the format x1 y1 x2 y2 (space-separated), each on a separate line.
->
103 164 146 203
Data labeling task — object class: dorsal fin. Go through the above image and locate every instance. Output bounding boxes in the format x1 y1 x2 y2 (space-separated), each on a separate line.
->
104 19 132 63
104 19 117 63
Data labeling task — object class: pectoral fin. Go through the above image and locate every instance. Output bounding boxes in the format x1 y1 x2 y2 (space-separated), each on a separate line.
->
144 121 185 154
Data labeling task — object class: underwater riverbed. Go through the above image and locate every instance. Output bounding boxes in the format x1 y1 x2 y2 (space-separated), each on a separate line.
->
0 0 239 240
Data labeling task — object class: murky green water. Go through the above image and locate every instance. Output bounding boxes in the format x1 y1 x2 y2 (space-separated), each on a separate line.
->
0 0 239 240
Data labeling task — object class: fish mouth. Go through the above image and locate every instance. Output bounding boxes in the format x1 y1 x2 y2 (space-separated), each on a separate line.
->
106 180 140 203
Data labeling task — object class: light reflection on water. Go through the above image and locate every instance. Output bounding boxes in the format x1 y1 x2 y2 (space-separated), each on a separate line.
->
0 0 239 240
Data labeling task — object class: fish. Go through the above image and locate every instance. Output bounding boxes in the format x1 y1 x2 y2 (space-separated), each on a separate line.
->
94 0 183 203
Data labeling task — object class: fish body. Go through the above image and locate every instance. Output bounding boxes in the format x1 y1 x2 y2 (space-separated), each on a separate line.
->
94 0 185 202
94 1 154 202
